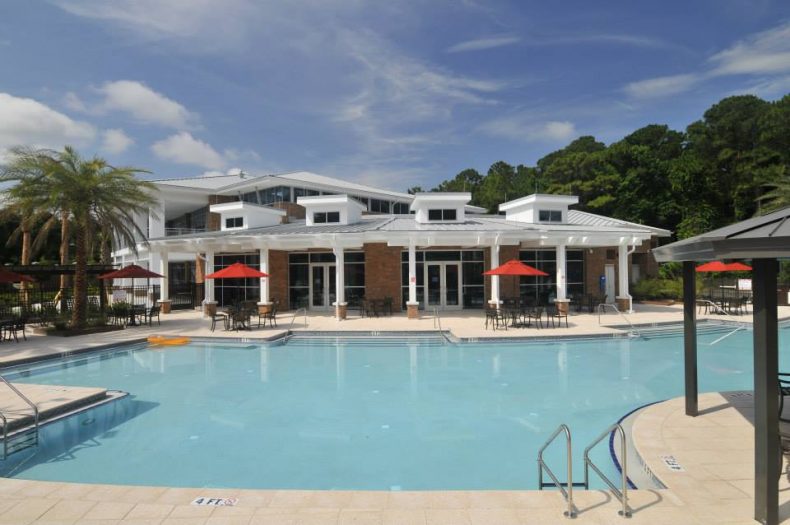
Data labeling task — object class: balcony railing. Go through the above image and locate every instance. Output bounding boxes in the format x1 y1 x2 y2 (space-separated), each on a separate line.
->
165 227 207 237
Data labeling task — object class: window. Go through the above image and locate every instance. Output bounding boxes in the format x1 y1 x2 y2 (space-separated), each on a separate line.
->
258 186 291 204
293 187 320 199
400 250 485 310
428 209 457 221
313 211 340 224
538 210 562 222
214 252 260 306
519 249 585 304
370 198 391 213
393 202 410 214
225 217 243 229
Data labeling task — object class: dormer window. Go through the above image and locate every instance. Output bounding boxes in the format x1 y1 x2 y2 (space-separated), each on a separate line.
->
314 211 340 224
539 210 562 222
225 217 244 229
428 209 457 221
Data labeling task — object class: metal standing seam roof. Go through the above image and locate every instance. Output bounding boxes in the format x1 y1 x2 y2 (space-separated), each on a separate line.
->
150 213 667 242
653 206 790 262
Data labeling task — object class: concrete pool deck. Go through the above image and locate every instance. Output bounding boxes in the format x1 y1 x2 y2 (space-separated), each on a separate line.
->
1 304 789 524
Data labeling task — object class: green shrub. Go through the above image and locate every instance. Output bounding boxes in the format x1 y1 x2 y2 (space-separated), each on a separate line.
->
632 277 684 300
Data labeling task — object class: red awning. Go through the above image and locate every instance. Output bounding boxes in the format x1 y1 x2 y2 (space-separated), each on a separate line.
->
483 259 549 277
0 267 35 284
205 262 269 279
98 264 164 280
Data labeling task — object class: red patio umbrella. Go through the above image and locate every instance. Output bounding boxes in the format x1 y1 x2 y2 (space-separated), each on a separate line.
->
98 264 165 309
483 259 549 276
725 262 752 271
0 267 35 284
695 261 730 273
205 262 269 280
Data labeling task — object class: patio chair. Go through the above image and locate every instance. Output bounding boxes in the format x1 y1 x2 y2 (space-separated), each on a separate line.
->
261 303 278 328
548 305 569 328
3 318 26 342
210 311 228 332
525 307 544 328
383 297 394 316
144 305 161 326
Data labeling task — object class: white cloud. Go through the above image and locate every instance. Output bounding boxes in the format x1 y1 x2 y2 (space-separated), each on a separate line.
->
624 21 790 99
151 132 224 169
447 35 520 53
63 91 87 112
100 128 134 154
479 116 576 142
710 22 790 76
0 92 96 152
95 80 196 129
623 73 701 99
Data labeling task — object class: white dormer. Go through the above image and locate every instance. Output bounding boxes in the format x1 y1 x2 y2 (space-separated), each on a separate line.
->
409 193 471 224
499 194 578 224
209 201 286 231
297 194 366 226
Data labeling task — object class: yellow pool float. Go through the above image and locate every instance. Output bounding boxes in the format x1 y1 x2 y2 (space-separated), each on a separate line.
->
147 335 190 346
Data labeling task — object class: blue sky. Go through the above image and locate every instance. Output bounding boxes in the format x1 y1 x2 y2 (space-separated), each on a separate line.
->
1 1 788 191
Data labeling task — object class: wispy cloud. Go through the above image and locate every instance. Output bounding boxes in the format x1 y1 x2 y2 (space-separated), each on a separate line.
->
478 115 577 143
447 35 520 53
623 73 701 99
95 80 197 129
524 33 686 51
624 21 790 99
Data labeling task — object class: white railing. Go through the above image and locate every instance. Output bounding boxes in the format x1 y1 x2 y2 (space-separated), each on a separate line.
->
598 303 640 337
289 307 308 330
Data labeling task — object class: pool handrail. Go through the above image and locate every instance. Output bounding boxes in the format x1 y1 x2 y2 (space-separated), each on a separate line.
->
583 422 631 518
597 303 640 337
0 374 39 459
537 423 576 518
695 299 749 346
289 307 308 331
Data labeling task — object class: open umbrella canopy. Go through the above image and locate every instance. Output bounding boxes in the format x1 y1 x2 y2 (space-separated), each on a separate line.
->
98 264 164 280
206 262 269 279
725 262 752 271
0 267 35 284
483 259 548 277
695 261 730 272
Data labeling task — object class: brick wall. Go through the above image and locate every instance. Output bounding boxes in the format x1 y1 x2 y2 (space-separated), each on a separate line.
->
269 250 289 309
364 243 403 310
271 202 305 222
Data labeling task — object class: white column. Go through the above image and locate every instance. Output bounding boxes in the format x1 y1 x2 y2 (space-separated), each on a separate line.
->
259 247 270 305
333 246 345 317
148 198 165 239
204 250 215 303
617 244 632 312
407 241 418 306
158 251 169 301
555 244 567 300
489 242 500 308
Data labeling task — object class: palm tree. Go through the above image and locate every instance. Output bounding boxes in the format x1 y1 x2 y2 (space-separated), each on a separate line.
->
1 146 156 328
757 173 790 213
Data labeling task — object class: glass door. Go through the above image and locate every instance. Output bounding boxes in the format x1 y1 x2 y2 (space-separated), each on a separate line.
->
310 264 336 309
424 263 462 309
426 264 442 307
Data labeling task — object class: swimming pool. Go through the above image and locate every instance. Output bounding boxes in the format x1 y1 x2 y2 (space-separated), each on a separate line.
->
1 325 788 490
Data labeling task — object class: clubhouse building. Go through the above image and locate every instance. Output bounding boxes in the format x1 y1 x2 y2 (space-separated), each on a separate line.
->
111 171 670 318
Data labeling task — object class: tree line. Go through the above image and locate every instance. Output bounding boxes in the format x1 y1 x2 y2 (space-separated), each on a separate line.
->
409 94 790 239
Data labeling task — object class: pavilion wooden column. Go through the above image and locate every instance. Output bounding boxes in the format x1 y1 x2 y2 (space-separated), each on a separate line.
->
683 261 698 417
753 258 779 525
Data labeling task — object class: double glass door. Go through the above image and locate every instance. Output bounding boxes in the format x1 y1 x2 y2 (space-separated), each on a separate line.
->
310 264 336 309
425 263 461 309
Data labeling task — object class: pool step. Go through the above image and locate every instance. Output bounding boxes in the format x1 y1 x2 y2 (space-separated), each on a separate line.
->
3 426 38 457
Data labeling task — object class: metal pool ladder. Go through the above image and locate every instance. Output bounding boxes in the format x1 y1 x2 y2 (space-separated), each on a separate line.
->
583 423 631 518
696 299 749 346
537 424 578 518
0 374 40 460
597 303 640 337
289 307 308 331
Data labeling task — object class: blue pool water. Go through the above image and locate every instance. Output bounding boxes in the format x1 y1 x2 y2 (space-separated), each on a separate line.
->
1 326 788 490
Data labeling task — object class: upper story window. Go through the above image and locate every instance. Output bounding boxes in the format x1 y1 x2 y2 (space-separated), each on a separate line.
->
225 216 244 229
393 202 410 214
538 209 562 222
370 198 391 213
313 211 340 224
428 209 457 221
293 187 320 199
259 186 292 204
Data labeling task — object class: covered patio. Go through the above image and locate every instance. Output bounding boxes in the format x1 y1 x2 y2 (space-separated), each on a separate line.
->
653 206 790 525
